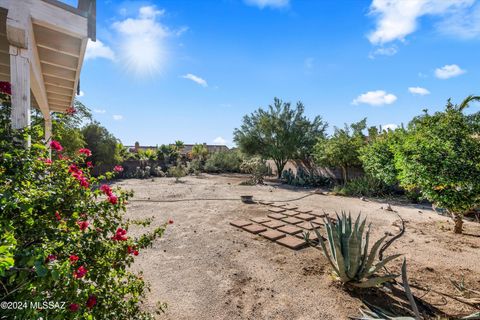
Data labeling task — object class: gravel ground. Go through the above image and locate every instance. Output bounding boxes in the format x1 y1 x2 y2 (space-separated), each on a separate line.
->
114 174 480 320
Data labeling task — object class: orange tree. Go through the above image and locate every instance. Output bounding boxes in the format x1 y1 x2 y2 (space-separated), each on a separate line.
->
0 85 170 319
393 97 480 234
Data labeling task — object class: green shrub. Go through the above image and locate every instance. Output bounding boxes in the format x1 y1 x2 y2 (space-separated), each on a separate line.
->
0 88 169 319
311 212 400 287
240 157 269 184
334 175 393 197
282 167 332 188
168 164 187 182
187 159 203 175
204 150 244 173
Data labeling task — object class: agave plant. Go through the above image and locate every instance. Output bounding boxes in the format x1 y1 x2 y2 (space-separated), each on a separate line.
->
312 211 401 288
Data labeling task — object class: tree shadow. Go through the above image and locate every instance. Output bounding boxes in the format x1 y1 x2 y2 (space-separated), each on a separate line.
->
346 284 449 319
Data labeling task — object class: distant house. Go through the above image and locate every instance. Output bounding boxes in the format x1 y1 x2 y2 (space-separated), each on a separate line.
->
127 142 229 154
179 143 229 155
126 142 157 153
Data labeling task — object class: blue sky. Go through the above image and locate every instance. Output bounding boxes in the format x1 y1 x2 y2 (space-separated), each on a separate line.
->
64 0 480 146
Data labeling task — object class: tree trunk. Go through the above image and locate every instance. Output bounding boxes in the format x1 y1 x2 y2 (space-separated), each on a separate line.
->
275 160 286 179
453 214 463 234
341 166 348 184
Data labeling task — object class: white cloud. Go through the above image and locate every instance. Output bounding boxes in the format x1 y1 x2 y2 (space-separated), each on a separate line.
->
213 136 227 145
113 115 123 120
181 74 208 87
382 123 398 131
368 46 398 58
112 5 182 76
352 90 397 106
435 64 466 79
76 90 85 97
367 0 474 45
85 39 115 61
244 0 289 9
94 109 106 114
437 2 480 39
408 86 430 95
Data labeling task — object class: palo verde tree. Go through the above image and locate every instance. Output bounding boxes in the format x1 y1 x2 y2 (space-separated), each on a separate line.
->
314 119 367 183
233 98 327 178
393 96 480 234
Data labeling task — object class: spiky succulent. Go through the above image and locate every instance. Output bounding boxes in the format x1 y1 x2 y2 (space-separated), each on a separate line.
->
312 211 401 287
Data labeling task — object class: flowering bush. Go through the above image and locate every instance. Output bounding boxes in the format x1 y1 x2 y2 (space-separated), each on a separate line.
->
0 86 168 319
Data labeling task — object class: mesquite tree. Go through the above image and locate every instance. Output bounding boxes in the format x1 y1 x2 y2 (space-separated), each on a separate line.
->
233 98 327 178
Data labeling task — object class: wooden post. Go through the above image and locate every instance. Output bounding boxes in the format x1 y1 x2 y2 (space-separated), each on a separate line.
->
9 46 30 131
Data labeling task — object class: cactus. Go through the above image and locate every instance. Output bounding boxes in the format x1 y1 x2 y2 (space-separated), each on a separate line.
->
312 211 401 287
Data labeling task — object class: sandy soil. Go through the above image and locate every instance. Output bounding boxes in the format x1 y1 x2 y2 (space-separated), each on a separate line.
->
114 174 480 320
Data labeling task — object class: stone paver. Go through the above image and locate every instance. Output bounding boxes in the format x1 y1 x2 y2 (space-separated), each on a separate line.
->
282 217 303 225
296 230 325 241
276 236 306 250
283 204 298 210
260 229 286 241
311 217 325 225
268 207 286 213
242 224 267 234
250 217 271 224
262 220 286 229
259 201 274 205
297 221 320 230
270 203 286 208
296 213 316 221
277 225 303 235
267 213 287 220
230 220 253 228
295 208 313 213
310 212 328 218
283 211 299 217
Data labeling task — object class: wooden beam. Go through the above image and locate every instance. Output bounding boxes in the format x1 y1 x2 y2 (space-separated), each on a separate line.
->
41 62 76 80
34 24 81 58
47 91 72 101
29 0 88 39
69 37 87 108
37 46 78 69
27 19 50 118
43 74 74 88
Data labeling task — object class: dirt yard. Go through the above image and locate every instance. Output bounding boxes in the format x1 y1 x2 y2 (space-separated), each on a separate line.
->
114 174 480 320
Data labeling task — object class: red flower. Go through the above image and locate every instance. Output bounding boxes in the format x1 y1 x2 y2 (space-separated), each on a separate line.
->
113 165 124 173
66 106 77 115
86 295 97 309
108 194 118 205
0 81 11 95
77 220 89 231
86 161 93 168
100 184 113 196
54 211 62 221
78 177 90 188
73 266 87 279
133 250 139 256
68 303 79 312
168 219 174 224
69 255 79 264
46 254 57 262
111 228 128 241
78 148 92 157
38 158 52 165
50 140 63 152
127 246 133 254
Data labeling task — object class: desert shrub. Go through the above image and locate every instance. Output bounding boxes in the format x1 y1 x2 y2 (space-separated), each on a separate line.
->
168 164 187 182
82 122 122 166
0 89 169 318
310 212 400 287
334 175 394 197
240 157 269 184
153 166 165 177
187 158 203 175
204 150 244 173
359 129 404 186
282 167 332 188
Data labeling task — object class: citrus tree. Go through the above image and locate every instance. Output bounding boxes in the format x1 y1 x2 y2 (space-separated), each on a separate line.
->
0 84 171 319
393 98 480 234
